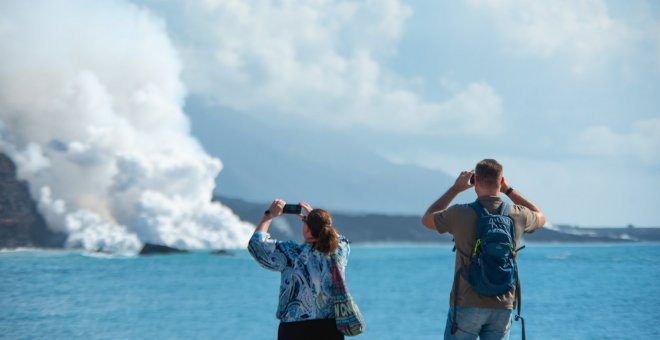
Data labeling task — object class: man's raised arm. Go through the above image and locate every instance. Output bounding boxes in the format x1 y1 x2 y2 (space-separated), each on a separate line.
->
500 178 546 228
421 171 473 230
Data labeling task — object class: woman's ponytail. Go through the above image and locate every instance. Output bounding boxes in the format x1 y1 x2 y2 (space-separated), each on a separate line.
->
305 208 340 254
315 225 339 254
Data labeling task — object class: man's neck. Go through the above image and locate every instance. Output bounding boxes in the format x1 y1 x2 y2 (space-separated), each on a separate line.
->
475 186 500 197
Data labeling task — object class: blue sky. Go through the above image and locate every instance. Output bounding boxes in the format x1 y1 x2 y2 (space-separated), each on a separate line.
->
1 0 659 232
140 0 659 226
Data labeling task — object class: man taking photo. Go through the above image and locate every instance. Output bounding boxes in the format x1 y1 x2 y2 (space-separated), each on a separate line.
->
421 159 546 339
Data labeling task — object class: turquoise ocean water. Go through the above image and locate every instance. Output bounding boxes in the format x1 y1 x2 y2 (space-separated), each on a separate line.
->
2 243 659 339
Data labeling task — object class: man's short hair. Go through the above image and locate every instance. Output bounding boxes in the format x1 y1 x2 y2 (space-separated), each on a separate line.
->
475 159 503 189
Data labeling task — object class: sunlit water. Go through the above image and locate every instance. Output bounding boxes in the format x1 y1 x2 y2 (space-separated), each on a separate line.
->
1 243 659 339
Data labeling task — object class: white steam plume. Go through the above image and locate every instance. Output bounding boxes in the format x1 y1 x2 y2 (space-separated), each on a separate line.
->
0 0 253 253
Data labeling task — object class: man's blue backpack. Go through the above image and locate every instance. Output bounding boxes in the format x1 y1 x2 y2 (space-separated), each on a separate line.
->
467 200 518 296
451 200 527 338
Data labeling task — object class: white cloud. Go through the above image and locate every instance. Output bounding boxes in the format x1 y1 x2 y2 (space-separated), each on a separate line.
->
467 0 638 75
575 118 660 165
140 0 503 135
436 82 503 134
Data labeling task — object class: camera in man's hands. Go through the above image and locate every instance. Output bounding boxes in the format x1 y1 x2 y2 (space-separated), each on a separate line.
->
283 204 302 214
469 174 475 185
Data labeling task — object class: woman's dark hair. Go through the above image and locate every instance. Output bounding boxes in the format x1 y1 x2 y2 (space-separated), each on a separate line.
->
305 209 339 254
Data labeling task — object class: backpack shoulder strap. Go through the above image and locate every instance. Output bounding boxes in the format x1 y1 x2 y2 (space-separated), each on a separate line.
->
499 201 511 217
499 200 517 249
469 200 490 217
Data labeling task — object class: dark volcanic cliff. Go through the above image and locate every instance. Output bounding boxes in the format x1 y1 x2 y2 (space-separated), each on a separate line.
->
0 153 65 249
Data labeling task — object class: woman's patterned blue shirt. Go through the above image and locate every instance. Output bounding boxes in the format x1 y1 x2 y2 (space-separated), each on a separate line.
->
248 231 350 322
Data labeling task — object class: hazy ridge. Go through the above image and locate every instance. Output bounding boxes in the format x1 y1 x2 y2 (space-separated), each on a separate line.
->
218 196 660 244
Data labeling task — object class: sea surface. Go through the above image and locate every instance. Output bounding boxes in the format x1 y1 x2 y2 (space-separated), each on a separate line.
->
1 243 659 340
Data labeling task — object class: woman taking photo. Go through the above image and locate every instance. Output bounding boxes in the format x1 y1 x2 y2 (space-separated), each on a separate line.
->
248 199 349 340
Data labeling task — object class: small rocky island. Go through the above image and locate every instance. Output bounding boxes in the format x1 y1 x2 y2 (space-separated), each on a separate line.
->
139 243 189 255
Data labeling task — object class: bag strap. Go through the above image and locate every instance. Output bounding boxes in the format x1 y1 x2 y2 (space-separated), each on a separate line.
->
329 253 346 294
471 200 511 218
469 200 489 217
514 258 526 340
328 253 340 279
450 255 471 335
500 201 510 217
510 245 526 340
501 201 516 249
450 265 461 335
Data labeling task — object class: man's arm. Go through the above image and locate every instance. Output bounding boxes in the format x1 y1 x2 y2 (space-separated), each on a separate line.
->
500 179 546 228
421 171 473 230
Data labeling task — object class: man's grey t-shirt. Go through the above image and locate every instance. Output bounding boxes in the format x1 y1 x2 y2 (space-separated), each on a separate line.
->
434 196 539 309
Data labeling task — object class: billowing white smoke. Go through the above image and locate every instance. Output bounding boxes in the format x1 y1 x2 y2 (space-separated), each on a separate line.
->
0 0 253 253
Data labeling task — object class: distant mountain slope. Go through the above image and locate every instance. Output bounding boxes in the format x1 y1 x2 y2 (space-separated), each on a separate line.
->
218 196 660 243
217 196 452 243
185 96 467 216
